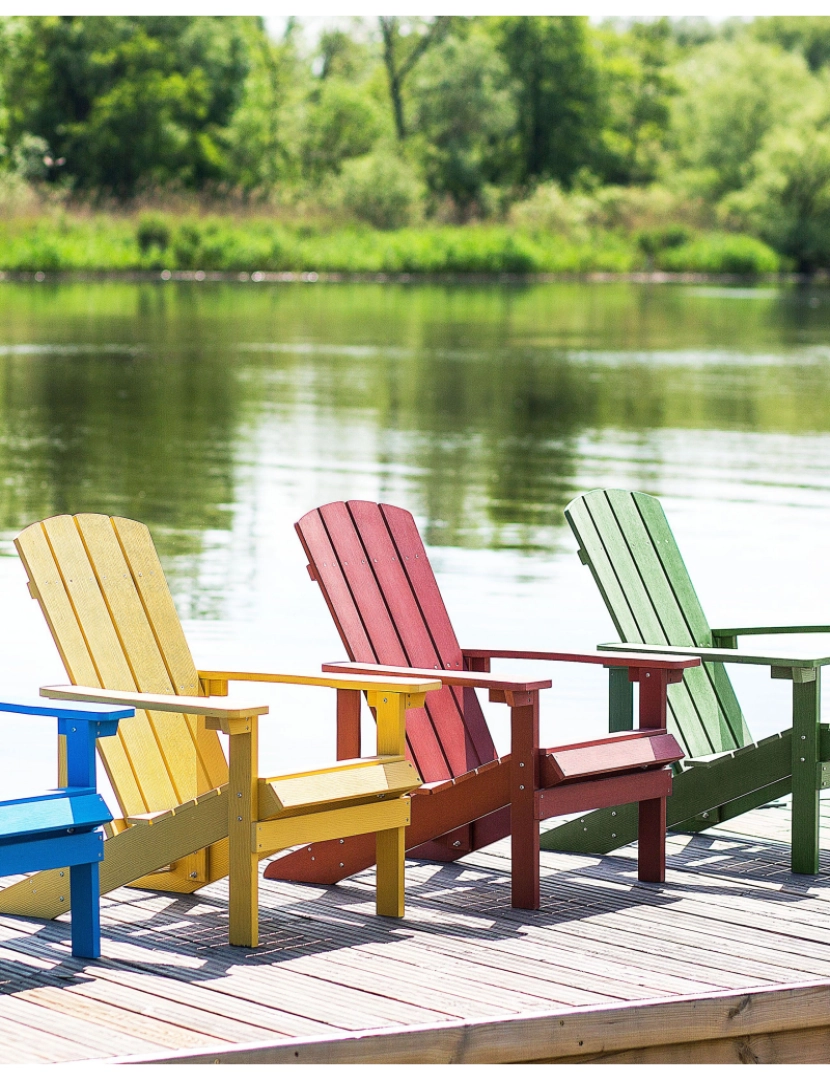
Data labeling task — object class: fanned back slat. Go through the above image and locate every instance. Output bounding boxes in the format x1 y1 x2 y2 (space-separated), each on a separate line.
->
349 501 485 775
113 517 228 790
297 504 451 780
565 489 752 756
15 515 228 817
296 501 499 781
379 503 496 768
15 521 146 814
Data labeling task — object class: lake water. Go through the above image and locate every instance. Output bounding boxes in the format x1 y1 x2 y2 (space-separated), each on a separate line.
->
2 277 830 805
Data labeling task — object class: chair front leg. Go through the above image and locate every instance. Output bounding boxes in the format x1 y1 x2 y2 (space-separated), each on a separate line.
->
635 666 675 883
637 798 667 883
227 715 260 947
791 668 821 875
371 690 410 918
507 689 540 910
69 860 100 959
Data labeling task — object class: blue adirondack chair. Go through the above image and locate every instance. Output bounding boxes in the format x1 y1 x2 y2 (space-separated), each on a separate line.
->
0 699 132 958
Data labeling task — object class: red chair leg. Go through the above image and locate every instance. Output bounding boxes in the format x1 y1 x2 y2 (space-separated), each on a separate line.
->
510 693 540 909
637 796 667 882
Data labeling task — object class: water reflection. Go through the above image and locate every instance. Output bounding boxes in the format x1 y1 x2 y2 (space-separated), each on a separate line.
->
2 278 830 785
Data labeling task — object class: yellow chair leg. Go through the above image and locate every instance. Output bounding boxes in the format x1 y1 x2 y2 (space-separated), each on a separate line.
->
228 719 259 947
370 691 411 919
376 825 406 917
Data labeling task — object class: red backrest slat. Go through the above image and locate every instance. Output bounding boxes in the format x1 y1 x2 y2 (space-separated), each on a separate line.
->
297 504 452 780
379 503 497 768
348 501 485 774
295 508 375 661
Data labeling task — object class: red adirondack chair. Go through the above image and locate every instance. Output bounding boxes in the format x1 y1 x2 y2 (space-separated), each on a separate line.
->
265 501 698 908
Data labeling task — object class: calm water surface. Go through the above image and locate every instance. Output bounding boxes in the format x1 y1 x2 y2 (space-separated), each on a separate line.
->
2 278 830 802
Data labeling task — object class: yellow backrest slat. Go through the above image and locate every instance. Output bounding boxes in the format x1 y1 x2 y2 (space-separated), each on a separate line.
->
15 520 146 814
16 514 230 817
112 516 228 791
72 514 217 805
40 515 179 814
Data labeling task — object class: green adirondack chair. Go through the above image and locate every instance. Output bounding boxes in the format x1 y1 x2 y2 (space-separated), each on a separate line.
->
540 488 830 874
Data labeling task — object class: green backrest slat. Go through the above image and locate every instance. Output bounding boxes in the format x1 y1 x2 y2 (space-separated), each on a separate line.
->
630 491 751 751
566 492 718 757
566 489 752 756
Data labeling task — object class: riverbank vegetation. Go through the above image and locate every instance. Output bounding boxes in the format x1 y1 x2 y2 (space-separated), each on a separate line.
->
1 16 828 275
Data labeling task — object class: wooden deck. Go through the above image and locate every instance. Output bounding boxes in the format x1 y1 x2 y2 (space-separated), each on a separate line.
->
1 798 829 1064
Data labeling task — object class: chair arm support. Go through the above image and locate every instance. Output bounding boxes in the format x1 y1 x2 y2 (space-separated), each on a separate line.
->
5 698 133 793
597 642 830 670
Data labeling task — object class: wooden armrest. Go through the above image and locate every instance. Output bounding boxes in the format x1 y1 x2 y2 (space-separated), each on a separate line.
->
322 661 552 693
461 648 699 672
712 625 830 638
0 698 134 723
41 684 271 720
198 669 441 696
597 642 830 669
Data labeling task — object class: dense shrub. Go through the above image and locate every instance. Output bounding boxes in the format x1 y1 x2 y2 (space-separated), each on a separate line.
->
332 150 426 230
655 232 781 273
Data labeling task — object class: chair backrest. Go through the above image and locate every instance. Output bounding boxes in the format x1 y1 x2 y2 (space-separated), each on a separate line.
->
15 515 228 818
296 501 498 783
565 489 752 757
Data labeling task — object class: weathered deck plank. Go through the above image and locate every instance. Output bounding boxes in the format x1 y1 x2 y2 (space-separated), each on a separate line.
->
0 796 826 1063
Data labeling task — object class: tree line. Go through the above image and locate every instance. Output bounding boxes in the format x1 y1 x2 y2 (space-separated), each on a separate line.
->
2 15 830 270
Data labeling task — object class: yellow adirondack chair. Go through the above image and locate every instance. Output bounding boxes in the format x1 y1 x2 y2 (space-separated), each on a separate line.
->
2 514 439 946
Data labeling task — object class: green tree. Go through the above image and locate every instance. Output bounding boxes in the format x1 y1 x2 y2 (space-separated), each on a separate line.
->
668 37 815 200
722 85 830 271
490 16 604 188
223 23 307 193
318 25 374 82
378 16 453 140
4 15 258 197
411 29 517 214
301 79 388 183
753 16 830 72
595 18 678 185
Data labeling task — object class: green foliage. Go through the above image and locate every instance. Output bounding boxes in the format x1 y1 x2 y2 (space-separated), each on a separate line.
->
721 99 830 272
7 16 830 270
136 213 173 255
377 17 454 141
655 232 781 274
635 224 693 257
222 28 305 192
331 149 425 229
753 17 830 72
670 38 816 200
302 80 388 181
4 16 260 196
491 16 604 188
508 181 708 241
595 18 678 185
318 26 376 82
508 182 597 242
411 30 517 213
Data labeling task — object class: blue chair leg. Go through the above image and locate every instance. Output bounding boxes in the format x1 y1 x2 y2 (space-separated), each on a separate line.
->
69 862 100 959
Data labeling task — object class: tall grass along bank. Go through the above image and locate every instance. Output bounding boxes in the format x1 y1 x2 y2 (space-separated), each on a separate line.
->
0 211 784 277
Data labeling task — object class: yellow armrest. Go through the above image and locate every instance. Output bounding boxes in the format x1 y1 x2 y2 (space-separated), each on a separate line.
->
198 669 441 696
41 684 269 721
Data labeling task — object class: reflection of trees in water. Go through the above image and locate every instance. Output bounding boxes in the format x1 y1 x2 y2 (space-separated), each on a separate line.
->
0 284 241 613
3 278 830 586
